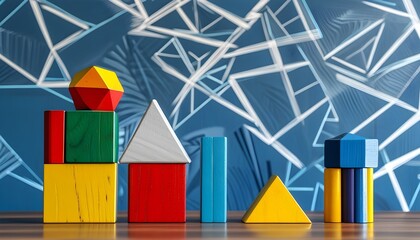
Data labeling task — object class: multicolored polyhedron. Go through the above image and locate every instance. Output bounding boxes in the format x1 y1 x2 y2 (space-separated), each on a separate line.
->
69 66 124 111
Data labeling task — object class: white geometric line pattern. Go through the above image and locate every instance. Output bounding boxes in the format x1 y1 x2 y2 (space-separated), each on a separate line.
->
0 0 419 211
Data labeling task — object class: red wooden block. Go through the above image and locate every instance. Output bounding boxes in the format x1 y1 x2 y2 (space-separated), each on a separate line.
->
44 111 65 164
128 163 186 223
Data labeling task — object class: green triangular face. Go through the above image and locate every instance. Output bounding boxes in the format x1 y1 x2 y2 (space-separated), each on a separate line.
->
119 100 191 164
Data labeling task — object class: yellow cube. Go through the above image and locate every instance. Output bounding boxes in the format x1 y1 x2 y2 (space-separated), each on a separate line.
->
43 164 117 223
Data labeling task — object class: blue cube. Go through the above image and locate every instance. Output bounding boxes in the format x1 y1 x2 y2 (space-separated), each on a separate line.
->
324 133 378 168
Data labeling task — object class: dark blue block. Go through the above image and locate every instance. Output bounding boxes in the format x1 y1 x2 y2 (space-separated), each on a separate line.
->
341 169 355 223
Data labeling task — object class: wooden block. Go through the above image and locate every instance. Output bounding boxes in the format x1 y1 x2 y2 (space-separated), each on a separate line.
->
43 164 117 223
355 168 368 223
242 175 311 223
65 111 118 163
120 100 191 164
200 137 213 223
324 133 378 168
341 168 355 223
367 168 374 223
213 137 227 223
128 163 186 223
69 66 124 111
44 111 65 164
324 168 341 223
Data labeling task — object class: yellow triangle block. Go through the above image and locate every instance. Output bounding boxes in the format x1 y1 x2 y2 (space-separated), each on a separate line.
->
242 175 311 223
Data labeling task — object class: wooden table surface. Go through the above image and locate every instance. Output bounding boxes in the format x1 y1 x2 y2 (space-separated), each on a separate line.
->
0 212 420 239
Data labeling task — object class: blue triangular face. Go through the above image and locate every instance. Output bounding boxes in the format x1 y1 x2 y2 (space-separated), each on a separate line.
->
341 133 365 141
328 133 366 141
329 133 348 140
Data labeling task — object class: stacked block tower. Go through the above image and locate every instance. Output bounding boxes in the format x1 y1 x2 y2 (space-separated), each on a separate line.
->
324 133 378 223
120 100 191 223
44 66 124 223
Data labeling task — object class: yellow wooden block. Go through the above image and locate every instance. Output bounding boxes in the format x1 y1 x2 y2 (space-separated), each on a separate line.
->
367 168 374 223
43 164 117 223
324 168 341 223
242 175 311 223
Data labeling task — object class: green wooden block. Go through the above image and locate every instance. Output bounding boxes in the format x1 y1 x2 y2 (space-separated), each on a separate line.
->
65 111 118 163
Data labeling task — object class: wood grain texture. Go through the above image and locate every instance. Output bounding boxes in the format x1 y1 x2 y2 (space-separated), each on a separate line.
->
324 168 341 223
120 100 191 164
3 212 420 239
200 137 213 223
44 111 65 164
242 175 311 223
65 111 118 163
128 163 186 223
341 168 354 223
43 164 117 223
43 224 116 239
213 137 227 223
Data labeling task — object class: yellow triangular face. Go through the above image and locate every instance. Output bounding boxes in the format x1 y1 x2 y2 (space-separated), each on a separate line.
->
242 175 311 223
95 67 124 92
70 66 124 92
70 66 107 89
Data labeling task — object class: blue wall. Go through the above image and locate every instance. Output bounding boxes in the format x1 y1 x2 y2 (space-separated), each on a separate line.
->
1 0 420 211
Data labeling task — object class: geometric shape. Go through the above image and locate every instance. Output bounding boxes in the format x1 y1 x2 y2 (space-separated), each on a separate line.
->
69 66 124 111
355 168 368 223
128 163 186 223
119 100 191 164
367 168 374 223
324 133 378 168
200 137 213 223
44 110 65 164
324 168 341 223
242 175 311 223
213 137 227 223
341 168 355 223
65 111 118 163
43 164 117 223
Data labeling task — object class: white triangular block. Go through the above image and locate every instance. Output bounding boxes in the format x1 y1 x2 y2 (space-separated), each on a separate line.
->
119 99 191 164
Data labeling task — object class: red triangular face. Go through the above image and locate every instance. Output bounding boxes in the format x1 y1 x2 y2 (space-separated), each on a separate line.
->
72 87 109 110
93 90 123 111
109 90 123 110
69 87 88 110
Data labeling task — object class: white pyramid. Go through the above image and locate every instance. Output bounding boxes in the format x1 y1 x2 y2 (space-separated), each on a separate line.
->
119 100 191 164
